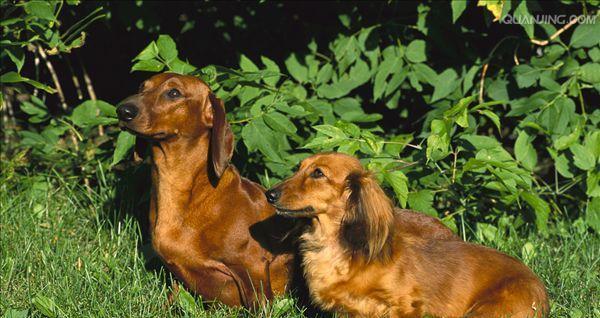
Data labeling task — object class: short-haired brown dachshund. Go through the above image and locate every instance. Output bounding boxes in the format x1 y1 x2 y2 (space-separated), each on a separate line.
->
117 73 297 308
265 152 549 318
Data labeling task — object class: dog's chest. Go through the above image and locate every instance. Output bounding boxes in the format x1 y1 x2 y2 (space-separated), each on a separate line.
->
300 236 389 316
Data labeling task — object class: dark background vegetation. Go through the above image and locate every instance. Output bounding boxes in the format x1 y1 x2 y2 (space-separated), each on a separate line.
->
1 1 599 317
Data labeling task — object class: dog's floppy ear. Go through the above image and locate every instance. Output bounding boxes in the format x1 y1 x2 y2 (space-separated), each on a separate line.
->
208 93 234 179
341 171 395 262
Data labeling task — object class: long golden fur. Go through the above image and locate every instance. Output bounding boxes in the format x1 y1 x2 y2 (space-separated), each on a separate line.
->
265 152 549 318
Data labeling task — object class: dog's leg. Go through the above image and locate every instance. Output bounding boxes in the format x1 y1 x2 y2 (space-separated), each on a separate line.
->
466 277 548 318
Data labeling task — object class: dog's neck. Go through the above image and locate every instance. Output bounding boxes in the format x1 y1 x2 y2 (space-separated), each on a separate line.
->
149 133 227 232
301 208 344 252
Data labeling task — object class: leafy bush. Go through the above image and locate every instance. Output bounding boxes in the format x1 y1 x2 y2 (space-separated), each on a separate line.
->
2 0 599 236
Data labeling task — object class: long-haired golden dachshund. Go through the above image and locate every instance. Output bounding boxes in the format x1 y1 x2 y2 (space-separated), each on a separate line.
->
117 73 298 308
265 152 549 318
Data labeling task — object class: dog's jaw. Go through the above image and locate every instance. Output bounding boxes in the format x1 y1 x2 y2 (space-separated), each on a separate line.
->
274 206 317 218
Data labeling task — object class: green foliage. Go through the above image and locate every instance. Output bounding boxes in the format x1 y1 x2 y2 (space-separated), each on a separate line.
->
1 0 106 92
1 0 116 182
2 0 599 236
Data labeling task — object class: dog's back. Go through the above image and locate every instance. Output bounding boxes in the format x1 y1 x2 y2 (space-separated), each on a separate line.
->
395 209 459 241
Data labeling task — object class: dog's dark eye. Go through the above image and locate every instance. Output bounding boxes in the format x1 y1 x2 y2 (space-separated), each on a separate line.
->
310 168 324 179
166 88 182 99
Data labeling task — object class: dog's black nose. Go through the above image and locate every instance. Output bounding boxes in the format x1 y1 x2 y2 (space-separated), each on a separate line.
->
117 103 139 122
265 188 281 204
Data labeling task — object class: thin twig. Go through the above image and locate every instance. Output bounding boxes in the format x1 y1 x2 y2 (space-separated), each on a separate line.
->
36 45 67 110
530 16 580 46
451 148 458 183
576 80 587 118
478 63 489 104
1 92 12 144
33 50 40 97
478 36 519 102
80 58 103 136
65 57 83 100
388 161 419 171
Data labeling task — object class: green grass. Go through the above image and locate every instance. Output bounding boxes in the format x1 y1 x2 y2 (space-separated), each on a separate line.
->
1 169 598 318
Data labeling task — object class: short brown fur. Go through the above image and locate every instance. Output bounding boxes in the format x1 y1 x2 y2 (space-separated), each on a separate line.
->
267 152 549 318
119 73 295 308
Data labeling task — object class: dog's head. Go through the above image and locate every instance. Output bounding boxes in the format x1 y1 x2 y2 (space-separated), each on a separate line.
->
265 152 395 261
117 73 233 178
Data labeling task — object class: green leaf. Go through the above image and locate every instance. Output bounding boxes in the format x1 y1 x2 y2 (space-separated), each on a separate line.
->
553 124 581 150
515 131 537 171
407 190 437 216
24 1 56 21
261 56 280 86
156 34 178 62
314 125 346 139
131 59 164 73
557 57 580 78
348 58 371 87
487 78 509 102
585 131 600 162
520 191 549 234
580 63 600 84
264 111 296 135
285 53 308 83
242 118 283 162
2 309 29 318
570 144 596 171
20 100 48 118
374 52 404 100
112 131 136 166
31 295 58 318
412 63 437 85
570 22 600 48
176 287 198 316
548 148 574 178
586 197 600 232
6 47 25 72
451 0 467 23
240 54 259 72
316 63 333 84
462 65 479 94
513 0 534 38
133 41 159 61
168 58 196 74
445 95 475 118
384 170 408 208
333 99 381 122
589 47 600 62
513 65 539 88
480 110 501 133
303 136 344 150
426 119 451 161
0 72 56 93
405 40 426 63
587 171 600 197
71 100 118 127
407 72 421 92
476 222 498 243
431 69 459 103
384 68 409 97
461 134 502 150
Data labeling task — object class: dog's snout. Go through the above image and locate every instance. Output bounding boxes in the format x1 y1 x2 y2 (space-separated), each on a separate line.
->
265 188 281 204
117 103 139 122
